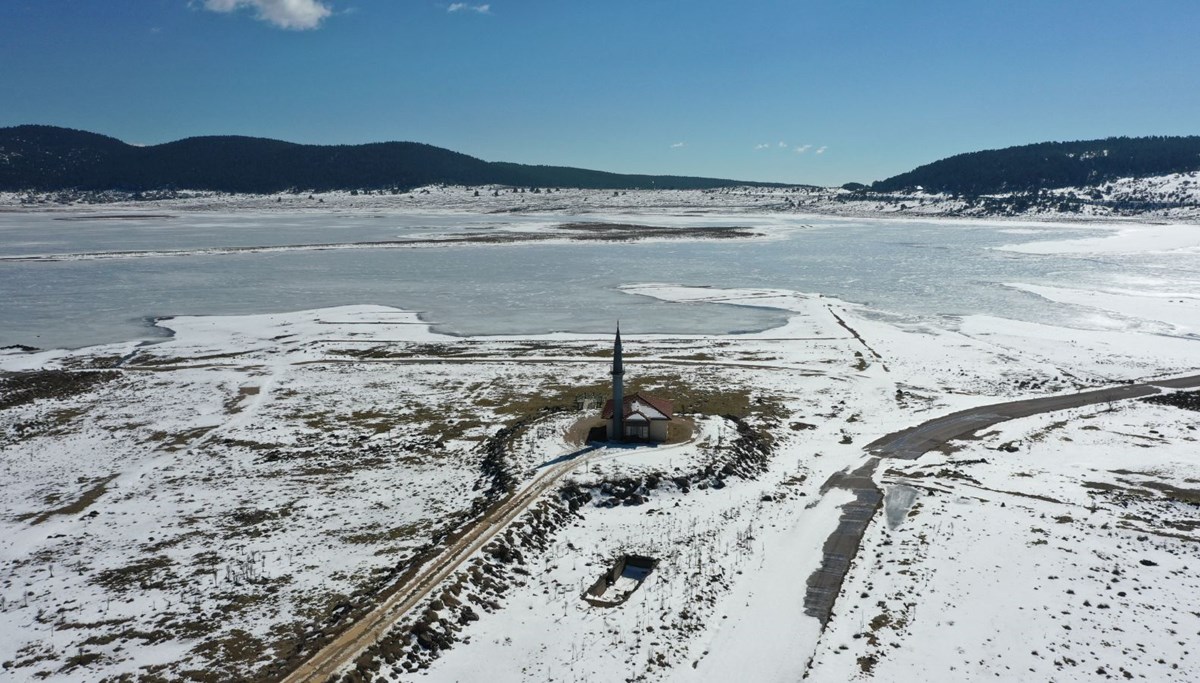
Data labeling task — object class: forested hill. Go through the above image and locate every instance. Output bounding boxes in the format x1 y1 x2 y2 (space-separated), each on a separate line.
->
871 136 1200 195
0 125 776 193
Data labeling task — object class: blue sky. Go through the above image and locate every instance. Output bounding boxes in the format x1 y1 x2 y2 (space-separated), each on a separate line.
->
2 1 1198 185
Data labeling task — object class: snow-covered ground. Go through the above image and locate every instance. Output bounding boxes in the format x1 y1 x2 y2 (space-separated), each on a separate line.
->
1 203 1198 681
3 170 1198 221
1 295 888 681
809 401 1200 682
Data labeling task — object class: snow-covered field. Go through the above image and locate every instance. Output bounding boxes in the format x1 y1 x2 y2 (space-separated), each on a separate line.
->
811 401 1200 682
1 198 1198 682
5 168 1198 220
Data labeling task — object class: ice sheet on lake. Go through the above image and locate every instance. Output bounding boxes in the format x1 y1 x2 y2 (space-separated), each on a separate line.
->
3 210 1185 350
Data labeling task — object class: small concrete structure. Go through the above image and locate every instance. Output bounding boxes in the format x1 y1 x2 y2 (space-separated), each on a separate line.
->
583 554 658 607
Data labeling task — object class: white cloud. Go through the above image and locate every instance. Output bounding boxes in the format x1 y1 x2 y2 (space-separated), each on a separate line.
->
815 145 828 154
670 142 686 149
777 141 788 148
794 144 812 154
754 143 770 150
448 3 491 13
201 0 332 30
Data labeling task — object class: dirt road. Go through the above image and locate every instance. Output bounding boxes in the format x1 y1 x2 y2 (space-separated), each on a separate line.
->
803 373 1200 627
280 444 600 683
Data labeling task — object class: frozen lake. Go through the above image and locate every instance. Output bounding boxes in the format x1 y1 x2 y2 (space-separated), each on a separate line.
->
1 210 1196 349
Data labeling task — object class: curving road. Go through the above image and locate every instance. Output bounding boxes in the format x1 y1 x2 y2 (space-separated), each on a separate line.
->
803 373 1200 626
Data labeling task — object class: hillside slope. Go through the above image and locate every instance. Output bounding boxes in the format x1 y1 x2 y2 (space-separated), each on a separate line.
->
871 136 1200 195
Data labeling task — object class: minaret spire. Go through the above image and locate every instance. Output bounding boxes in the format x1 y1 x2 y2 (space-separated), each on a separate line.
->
611 322 624 441
612 322 624 376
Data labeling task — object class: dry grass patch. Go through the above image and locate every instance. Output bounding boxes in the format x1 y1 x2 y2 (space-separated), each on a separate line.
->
26 474 117 524
93 555 177 592
155 425 216 451
0 369 119 410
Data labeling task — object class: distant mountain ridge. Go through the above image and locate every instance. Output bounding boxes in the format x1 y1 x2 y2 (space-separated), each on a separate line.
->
8 127 1197 198
0 125 781 193
870 136 1200 195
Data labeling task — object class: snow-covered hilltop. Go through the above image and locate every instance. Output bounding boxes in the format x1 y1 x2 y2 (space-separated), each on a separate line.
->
828 171 1200 220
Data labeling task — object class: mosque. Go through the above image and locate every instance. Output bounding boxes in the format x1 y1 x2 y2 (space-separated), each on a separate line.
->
600 325 674 442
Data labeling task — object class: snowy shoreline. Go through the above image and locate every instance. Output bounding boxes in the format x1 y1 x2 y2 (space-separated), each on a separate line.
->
4 177 1199 224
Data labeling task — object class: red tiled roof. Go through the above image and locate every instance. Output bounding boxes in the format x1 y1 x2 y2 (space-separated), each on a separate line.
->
601 392 674 420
